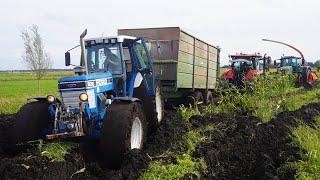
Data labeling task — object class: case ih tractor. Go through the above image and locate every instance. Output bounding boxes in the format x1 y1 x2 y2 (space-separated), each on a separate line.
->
263 39 318 88
221 53 269 88
11 29 164 168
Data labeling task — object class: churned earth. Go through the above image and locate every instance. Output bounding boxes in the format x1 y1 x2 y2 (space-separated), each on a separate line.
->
0 103 319 179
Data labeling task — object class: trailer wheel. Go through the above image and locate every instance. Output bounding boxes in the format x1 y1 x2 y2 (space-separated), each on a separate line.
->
205 91 214 105
190 91 204 105
10 101 50 143
99 102 146 169
133 83 164 132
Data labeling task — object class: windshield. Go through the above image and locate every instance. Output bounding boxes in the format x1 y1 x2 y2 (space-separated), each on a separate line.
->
282 57 302 66
86 43 122 75
231 60 253 73
232 60 252 68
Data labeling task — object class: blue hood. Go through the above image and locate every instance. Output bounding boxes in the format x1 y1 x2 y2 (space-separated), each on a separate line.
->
58 72 112 83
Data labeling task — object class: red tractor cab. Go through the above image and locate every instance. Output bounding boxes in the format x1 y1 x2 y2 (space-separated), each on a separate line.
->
221 53 268 88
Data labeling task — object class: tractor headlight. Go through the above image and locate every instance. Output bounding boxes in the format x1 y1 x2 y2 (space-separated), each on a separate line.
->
79 93 88 102
47 95 55 103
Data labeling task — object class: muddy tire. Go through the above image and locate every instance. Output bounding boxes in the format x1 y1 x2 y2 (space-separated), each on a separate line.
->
190 91 204 105
205 91 214 105
295 73 303 87
10 101 51 143
99 102 146 169
133 83 164 132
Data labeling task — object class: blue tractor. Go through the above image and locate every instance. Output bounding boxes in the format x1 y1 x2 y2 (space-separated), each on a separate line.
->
11 29 164 168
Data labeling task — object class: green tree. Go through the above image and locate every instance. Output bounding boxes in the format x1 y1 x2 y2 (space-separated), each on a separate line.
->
314 60 320 72
21 24 52 93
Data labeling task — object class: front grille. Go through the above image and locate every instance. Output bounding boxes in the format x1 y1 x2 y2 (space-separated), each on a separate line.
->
60 90 85 108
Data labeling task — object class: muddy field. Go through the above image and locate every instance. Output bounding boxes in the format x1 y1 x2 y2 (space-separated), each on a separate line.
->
0 103 319 179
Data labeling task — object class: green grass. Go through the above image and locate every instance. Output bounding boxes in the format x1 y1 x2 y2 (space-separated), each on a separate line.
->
141 154 206 180
37 140 77 162
206 75 297 122
0 71 72 114
289 125 320 179
281 89 320 112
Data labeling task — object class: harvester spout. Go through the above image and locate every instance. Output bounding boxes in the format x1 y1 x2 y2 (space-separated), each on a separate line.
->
262 39 305 65
80 29 88 74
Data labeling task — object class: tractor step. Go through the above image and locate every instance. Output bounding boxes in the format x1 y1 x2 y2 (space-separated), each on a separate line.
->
46 131 85 140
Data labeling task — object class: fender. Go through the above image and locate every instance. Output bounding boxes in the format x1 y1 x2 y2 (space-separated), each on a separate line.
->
27 96 62 104
134 72 143 88
128 72 143 97
246 70 259 81
221 69 235 80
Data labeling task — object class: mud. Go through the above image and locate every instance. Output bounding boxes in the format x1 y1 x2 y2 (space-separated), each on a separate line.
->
0 103 319 179
0 111 187 179
193 103 320 179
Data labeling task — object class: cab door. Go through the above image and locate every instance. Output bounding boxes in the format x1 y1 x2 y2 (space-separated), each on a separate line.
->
131 38 155 96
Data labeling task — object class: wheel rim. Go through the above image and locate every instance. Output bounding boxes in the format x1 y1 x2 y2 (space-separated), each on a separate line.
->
208 94 213 104
130 117 143 149
155 87 163 122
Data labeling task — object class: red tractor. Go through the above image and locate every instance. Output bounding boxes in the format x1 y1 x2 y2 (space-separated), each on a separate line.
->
221 53 269 88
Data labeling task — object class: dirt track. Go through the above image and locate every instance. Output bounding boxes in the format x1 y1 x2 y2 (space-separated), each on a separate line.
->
0 104 319 179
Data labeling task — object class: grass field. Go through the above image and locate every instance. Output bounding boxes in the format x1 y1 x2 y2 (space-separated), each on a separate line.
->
0 71 73 114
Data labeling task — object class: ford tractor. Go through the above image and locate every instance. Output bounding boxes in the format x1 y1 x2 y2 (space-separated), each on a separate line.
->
263 39 319 88
11 29 164 168
221 53 269 89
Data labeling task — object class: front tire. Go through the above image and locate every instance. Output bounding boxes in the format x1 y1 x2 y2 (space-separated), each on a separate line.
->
99 102 146 169
10 101 51 143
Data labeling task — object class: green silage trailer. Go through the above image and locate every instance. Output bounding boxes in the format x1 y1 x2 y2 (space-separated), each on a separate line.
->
118 27 220 104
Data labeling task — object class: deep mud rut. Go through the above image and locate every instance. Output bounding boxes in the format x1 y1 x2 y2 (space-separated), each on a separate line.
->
0 103 319 179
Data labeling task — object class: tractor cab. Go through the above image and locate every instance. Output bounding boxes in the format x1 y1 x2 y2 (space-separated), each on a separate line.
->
275 56 303 74
221 53 265 88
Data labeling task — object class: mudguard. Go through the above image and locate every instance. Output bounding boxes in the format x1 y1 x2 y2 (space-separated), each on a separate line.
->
221 69 235 80
27 97 61 104
307 71 318 84
246 70 259 81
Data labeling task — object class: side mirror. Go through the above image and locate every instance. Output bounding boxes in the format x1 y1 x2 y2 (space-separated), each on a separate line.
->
273 60 276 66
156 41 161 55
145 42 152 52
65 52 71 66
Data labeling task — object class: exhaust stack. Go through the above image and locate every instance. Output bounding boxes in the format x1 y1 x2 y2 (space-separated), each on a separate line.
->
80 29 88 74
262 39 305 66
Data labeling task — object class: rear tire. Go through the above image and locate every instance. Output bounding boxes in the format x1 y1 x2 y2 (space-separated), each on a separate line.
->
99 102 146 169
10 101 51 143
295 73 303 87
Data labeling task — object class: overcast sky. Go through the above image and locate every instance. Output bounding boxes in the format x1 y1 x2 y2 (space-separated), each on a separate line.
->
0 0 319 70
